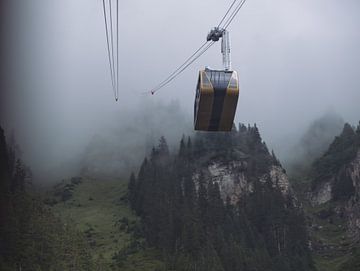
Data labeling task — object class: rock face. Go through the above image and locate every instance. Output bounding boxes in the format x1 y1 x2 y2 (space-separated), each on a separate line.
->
130 127 316 271
194 161 293 205
346 150 360 240
348 150 360 194
311 148 360 241
205 161 251 204
309 123 360 206
311 181 332 205
265 165 291 195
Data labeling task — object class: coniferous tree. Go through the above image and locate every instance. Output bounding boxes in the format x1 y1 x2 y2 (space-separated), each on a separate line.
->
179 136 186 157
129 131 315 271
128 172 137 208
197 172 208 226
134 158 149 215
186 136 192 158
0 126 11 264
158 136 170 156
312 123 359 189
0 125 94 270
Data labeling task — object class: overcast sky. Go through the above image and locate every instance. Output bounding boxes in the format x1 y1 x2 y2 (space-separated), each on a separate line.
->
1 0 360 178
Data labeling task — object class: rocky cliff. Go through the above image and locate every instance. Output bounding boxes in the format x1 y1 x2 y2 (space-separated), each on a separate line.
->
310 123 360 241
187 124 296 205
346 150 360 240
197 161 293 205
128 124 314 271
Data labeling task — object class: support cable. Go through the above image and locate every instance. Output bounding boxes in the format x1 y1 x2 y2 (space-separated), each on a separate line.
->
148 0 247 95
116 0 119 101
150 41 215 95
149 41 210 94
223 0 247 29
217 0 238 28
102 0 117 100
108 0 117 99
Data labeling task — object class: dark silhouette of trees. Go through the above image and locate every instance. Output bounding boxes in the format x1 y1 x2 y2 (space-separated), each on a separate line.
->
312 123 360 199
0 125 93 270
128 126 315 270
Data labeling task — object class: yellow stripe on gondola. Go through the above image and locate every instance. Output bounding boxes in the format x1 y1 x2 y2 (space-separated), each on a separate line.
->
195 71 214 130
194 69 239 131
219 71 239 131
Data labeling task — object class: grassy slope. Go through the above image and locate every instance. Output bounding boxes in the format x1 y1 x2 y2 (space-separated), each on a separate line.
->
51 174 357 271
51 177 165 270
306 202 353 271
289 176 354 271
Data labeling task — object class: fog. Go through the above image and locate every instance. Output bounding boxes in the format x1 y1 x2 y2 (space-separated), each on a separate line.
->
283 110 345 175
1 0 360 181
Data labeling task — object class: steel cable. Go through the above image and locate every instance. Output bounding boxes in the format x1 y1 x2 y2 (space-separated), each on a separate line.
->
217 0 238 28
116 0 119 101
223 0 247 30
150 42 215 95
108 0 117 100
149 41 210 94
147 0 247 95
102 0 117 99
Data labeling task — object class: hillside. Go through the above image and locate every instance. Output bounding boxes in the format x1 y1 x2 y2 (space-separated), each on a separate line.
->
286 112 344 176
289 122 360 271
0 126 94 270
49 177 165 270
47 124 316 270
127 125 315 270
4 121 360 270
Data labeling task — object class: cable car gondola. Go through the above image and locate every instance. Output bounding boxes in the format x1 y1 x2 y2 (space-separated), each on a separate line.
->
194 68 239 131
147 0 246 132
194 28 239 131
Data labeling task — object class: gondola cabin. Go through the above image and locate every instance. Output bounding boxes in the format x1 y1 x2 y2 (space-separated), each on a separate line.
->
194 68 239 131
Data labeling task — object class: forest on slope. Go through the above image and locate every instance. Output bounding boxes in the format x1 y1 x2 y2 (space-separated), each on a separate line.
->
307 122 360 271
127 125 314 271
0 126 95 270
287 121 360 271
1 121 360 270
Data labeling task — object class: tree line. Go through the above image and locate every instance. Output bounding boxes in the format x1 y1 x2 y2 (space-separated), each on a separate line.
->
312 122 360 200
0 126 95 271
128 124 315 271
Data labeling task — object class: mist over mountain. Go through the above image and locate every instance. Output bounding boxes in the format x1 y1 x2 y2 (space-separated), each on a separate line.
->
2 0 360 270
303 122 360 271
2 0 360 184
126 125 315 270
80 100 192 178
12 99 192 183
284 111 345 175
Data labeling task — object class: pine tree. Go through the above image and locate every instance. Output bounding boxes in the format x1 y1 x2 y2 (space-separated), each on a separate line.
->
158 136 170 156
207 182 224 227
179 136 186 157
11 159 26 192
129 132 315 271
239 123 247 133
134 158 149 215
128 172 137 208
186 136 192 158
312 122 358 188
252 124 262 144
198 172 208 226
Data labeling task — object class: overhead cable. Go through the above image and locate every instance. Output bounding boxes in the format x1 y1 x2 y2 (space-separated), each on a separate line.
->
102 0 119 101
148 0 247 95
150 41 215 95
223 0 247 29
